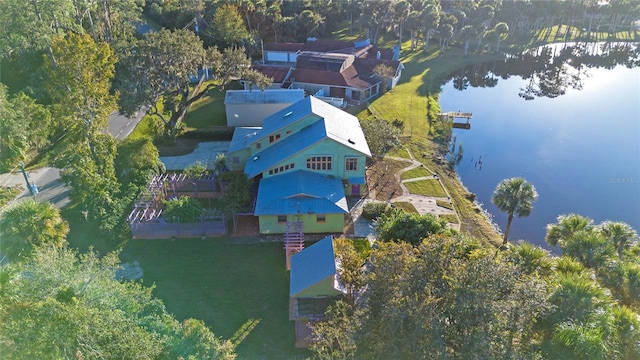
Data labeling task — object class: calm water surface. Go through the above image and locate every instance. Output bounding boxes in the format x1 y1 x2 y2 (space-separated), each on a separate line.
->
439 65 640 249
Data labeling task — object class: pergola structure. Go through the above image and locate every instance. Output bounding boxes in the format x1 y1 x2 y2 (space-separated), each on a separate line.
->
127 172 226 239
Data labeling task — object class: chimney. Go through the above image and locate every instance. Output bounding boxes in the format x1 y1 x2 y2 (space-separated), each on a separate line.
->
376 51 381 59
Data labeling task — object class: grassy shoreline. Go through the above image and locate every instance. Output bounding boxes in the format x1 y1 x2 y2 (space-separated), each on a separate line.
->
355 46 508 246
350 26 637 246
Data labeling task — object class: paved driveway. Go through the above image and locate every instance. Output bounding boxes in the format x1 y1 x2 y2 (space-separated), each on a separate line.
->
160 141 231 171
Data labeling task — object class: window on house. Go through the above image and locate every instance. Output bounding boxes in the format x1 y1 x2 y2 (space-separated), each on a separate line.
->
345 157 358 171
256 142 262 149
269 134 281 143
232 156 240 164
268 163 295 176
286 130 292 136
306 156 332 171
316 214 326 223
277 215 287 223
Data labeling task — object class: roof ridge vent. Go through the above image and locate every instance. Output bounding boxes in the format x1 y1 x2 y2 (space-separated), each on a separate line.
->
283 111 293 118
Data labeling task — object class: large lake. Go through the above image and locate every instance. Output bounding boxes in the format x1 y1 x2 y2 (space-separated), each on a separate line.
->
438 45 640 249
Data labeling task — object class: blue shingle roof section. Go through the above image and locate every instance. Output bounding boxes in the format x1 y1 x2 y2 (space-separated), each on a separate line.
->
228 127 261 153
290 236 336 297
255 170 348 215
244 121 326 178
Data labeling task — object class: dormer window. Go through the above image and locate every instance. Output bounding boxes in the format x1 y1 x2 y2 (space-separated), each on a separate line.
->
269 134 281 143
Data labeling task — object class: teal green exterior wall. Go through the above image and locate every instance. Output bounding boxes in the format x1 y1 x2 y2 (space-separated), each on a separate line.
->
261 140 367 181
259 213 344 234
295 276 342 298
228 148 250 172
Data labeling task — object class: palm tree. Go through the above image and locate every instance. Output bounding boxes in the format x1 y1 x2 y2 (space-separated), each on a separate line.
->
506 241 553 276
491 177 538 245
545 214 594 247
493 22 509 52
421 4 440 53
394 0 410 48
599 221 638 258
459 25 477 55
563 229 615 269
405 11 420 50
0 199 69 260
545 273 609 330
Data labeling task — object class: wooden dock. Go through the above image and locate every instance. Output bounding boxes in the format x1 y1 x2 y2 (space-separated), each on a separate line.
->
446 111 473 119
440 111 473 129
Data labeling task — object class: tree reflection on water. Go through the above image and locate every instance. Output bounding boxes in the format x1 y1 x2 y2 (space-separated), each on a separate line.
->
443 42 640 99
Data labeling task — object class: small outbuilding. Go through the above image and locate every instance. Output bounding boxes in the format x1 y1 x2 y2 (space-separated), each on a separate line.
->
224 89 304 127
289 236 346 347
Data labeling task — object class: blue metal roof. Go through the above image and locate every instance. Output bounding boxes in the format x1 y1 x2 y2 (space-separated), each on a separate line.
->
252 97 371 158
258 96 315 139
290 236 336 296
348 176 366 185
244 121 326 178
228 127 261 153
254 170 348 215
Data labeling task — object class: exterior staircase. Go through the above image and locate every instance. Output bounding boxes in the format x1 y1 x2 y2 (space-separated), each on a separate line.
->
284 220 304 270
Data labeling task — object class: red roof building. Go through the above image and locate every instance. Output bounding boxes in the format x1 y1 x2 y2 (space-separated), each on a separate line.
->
251 38 403 104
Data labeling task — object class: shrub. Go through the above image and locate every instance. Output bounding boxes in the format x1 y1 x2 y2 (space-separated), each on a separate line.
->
362 201 391 220
377 209 451 245
163 196 203 223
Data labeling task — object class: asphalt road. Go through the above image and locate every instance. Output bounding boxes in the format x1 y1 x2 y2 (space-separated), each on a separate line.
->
1 108 148 211
107 106 148 140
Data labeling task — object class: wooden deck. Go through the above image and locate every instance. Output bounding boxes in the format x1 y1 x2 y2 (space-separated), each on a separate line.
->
445 111 473 119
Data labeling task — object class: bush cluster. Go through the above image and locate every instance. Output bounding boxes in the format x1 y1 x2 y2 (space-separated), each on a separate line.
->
362 202 391 220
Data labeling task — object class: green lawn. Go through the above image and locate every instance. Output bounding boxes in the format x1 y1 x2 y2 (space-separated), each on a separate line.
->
120 238 310 360
436 199 455 211
400 166 433 180
404 179 447 198
0 186 22 209
439 214 459 224
393 201 418 213
387 146 410 159
183 81 243 129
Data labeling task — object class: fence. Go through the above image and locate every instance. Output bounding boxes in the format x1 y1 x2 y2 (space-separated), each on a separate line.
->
130 216 226 239
128 172 227 239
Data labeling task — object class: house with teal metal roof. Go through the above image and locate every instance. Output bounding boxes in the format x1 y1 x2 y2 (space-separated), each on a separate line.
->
228 96 371 234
